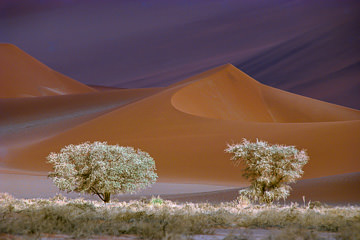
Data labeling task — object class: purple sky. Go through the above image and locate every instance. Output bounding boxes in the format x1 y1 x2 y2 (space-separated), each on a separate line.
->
1 0 359 109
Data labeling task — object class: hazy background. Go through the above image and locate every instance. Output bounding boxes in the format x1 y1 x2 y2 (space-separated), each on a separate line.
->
1 0 359 109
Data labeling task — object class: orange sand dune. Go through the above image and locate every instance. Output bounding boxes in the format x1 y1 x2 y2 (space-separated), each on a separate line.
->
0 44 95 98
2 65 359 193
171 65 360 122
0 88 163 149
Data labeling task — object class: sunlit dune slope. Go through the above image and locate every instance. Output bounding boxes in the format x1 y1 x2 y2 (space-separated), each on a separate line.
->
0 44 95 98
2 65 359 188
171 64 360 122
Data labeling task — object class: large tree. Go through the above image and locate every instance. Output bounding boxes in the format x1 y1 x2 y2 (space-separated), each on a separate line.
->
226 139 309 204
47 141 158 203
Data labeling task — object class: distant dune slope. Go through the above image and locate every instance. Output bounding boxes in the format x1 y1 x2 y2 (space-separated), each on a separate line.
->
2 65 359 189
0 44 95 98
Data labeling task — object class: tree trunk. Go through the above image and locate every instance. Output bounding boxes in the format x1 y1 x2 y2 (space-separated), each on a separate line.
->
104 192 111 203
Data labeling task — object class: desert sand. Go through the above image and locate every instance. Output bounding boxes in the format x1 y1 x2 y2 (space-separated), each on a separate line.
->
0 46 359 203
0 44 95 98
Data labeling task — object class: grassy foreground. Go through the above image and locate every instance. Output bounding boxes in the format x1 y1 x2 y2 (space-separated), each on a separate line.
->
0 193 359 239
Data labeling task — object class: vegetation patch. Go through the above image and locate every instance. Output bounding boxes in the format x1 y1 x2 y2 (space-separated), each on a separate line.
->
47 142 158 203
0 193 359 239
226 139 309 204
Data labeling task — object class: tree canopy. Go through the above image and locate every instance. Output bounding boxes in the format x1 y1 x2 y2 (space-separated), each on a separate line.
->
47 142 158 202
226 139 309 204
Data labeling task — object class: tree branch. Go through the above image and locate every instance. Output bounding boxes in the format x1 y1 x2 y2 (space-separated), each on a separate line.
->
91 187 104 201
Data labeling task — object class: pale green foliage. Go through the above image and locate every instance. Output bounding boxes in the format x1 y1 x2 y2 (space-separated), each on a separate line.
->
225 139 309 204
47 142 158 202
150 196 164 205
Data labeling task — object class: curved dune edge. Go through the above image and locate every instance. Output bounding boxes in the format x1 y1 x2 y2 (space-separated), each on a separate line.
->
0 44 96 98
171 64 360 123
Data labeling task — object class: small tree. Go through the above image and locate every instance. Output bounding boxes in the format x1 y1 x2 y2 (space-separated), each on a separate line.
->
225 139 309 204
47 141 158 203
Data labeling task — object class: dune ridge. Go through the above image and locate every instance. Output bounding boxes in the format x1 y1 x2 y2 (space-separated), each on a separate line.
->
171 64 360 122
0 43 95 98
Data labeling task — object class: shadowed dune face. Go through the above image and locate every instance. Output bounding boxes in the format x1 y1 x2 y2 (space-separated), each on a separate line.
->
172 65 360 122
0 44 95 98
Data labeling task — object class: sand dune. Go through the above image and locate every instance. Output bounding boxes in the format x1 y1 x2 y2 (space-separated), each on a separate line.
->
2 1 359 108
172 65 360 122
1 51 359 203
1 65 359 196
0 44 95 98
0 88 163 156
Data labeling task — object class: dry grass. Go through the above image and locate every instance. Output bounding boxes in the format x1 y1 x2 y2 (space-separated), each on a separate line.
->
0 193 359 239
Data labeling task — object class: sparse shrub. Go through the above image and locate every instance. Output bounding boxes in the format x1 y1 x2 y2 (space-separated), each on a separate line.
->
50 193 67 202
235 195 251 207
225 139 309 204
47 141 158 203
308 201 325 209
0 192 14 202
150 196 164 205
